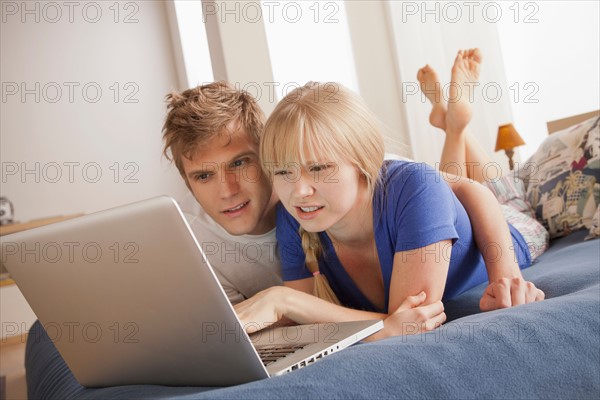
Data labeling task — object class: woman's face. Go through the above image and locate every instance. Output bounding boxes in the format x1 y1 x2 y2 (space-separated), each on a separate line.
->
272 155 367 233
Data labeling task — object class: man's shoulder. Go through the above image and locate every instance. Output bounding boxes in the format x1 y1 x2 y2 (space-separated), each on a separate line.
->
178 192 205 216
178 193 220 233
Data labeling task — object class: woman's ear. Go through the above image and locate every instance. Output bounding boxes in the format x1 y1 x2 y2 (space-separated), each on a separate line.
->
356 166 369 182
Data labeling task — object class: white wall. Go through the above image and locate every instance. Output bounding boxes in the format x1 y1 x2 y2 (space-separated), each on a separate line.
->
346 1 412 158
197 0 277 115
1 284 37 341
0 0 188 222
262 1 359 98
387 1 514 170
385 0 599 169
171 0 214 88
498 0 600 161
2 0 598 224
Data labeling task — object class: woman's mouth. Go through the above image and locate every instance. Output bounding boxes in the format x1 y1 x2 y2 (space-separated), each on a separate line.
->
295 205 324 220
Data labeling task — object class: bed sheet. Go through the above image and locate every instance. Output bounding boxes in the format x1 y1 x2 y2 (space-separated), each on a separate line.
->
25 230 600 399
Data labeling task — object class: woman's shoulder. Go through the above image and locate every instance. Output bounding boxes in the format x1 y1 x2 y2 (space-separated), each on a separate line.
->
380 160 440 186
275 202 301 233
375 160 457 224
376 160 452 213
276 202 296 221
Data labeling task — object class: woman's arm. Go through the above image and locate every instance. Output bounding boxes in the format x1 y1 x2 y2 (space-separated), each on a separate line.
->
387 241 452 312
237 239 451 341
445 176 521 280
234 286 445 342
443 175 545 310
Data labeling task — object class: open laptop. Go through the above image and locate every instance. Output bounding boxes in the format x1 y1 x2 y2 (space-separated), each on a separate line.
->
0 196 383 387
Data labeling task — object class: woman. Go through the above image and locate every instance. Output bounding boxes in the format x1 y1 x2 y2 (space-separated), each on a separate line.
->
235 50 545 340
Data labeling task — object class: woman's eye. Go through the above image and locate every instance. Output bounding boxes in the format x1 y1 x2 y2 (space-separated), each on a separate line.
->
274 170 289 176
309 164 330 172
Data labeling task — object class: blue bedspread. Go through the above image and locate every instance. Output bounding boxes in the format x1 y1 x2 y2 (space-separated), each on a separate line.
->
25 230 600 399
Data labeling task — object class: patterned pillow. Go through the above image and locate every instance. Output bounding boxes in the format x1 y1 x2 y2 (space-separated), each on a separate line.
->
585 205 600 240
483 175 549 260
518 116 600 239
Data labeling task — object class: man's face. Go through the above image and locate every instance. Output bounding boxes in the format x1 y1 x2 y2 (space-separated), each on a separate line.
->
182 127 277 236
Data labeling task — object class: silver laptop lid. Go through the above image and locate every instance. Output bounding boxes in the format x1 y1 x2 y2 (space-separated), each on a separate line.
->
1 196 268 386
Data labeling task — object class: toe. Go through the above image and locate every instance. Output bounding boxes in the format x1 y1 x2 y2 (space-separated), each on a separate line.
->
472 48 482 63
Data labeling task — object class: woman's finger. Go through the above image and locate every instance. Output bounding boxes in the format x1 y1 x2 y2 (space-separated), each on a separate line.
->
420 300 444 318
396 291 427 312
510 278 527 306
423 311 447 331
535 288 545 302
523 281 538 303
493 279 513 308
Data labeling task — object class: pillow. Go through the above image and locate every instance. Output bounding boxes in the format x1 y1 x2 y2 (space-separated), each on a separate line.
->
483 174 534 218
518 116 600 239
384 153 413 162
483 175 549 260
585 205 600 240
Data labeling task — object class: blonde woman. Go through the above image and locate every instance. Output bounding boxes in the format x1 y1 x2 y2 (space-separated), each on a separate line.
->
235 51 544 340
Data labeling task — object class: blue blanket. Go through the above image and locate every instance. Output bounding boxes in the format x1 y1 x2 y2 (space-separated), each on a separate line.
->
25 230 600 399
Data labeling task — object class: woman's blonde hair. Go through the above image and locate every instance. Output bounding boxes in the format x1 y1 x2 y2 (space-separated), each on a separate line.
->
260 82 385 304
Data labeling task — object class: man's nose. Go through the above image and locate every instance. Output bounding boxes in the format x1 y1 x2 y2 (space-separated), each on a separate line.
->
219 171 241 198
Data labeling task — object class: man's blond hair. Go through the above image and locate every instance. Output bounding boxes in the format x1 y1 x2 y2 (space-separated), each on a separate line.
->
162 81 265 183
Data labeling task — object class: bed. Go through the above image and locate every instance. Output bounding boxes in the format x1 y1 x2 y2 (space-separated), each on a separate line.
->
24 112 600 399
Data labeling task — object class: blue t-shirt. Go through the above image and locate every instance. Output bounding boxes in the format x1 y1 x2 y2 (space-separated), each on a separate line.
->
277 160 531 313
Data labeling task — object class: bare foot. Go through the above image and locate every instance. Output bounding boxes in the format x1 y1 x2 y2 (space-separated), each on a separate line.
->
417 64 447 130
446 48 482 134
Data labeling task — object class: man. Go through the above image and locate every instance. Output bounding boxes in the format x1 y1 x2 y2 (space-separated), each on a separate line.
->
162 82 281 304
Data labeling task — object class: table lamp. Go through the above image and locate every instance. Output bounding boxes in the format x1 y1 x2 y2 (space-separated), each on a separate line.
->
495 123 525 170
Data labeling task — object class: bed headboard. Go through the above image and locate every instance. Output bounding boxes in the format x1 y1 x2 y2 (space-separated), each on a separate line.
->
547 110 600 134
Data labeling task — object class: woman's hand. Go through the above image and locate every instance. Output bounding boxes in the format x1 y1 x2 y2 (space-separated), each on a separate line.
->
382 292 446 337
479 277 545 311
234 286 289 334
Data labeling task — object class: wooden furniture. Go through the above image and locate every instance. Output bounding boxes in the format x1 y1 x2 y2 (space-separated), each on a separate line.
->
0 215 83 236
547 109 600 134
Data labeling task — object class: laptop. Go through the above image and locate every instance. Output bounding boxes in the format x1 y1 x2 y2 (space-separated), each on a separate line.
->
0 196 383 387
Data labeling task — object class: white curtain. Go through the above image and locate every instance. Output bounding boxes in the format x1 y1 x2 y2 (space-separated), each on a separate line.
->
386 1 514 171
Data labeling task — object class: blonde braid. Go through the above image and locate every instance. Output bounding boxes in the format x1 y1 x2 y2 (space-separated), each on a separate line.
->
299 228 342 305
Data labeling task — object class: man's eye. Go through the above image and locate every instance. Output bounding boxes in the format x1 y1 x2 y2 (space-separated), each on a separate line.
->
194 173 210 182
231 159 248 168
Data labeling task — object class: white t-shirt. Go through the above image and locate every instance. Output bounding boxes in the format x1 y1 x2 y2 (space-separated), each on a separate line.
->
179 193 283 304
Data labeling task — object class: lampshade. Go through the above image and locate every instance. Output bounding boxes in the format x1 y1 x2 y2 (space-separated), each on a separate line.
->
495 123 525 151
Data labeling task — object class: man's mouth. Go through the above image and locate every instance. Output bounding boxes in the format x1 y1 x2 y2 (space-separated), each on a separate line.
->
223 201 249 214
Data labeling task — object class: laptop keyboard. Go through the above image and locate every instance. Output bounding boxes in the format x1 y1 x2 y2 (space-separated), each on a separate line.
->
255 343 309 366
